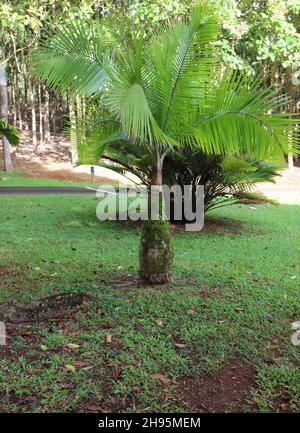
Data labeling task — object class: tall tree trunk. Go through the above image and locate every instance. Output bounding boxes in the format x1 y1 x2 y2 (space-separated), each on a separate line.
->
51 91 57 135
28 76 37 147
288 153 294 170
23 65 29 131
11 33 22 131
11 77 17 127
288 72 295 170
0 64 13 172
262 63 269 89
15 72 23 131
43 84 50 143
69 99 78 165
38 84 44 148
60 94 65 131
139 162 173 284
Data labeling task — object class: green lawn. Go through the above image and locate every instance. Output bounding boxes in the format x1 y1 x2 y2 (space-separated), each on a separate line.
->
0 170 116 188
0 194 299 412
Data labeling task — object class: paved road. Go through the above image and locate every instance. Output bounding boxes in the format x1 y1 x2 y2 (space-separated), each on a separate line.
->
1 186 299 204
0 187 96 195
0 186 142 196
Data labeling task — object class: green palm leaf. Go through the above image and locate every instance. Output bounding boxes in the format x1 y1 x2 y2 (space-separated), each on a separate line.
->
0 119 19 146
30 19 108 95
145 2 220 132
184 72 299 159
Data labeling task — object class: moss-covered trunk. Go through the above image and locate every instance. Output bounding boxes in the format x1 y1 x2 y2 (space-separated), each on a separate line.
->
139 219 173 284
139 164 173 284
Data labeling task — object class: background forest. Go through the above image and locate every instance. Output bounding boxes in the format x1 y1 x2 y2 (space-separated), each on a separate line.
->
0 0 299 170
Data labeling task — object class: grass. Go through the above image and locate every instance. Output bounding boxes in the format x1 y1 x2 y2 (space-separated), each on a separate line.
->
0 194 299 412
0 170 116 188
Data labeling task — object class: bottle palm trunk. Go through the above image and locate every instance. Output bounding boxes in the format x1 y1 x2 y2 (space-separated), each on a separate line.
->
139 165 173 284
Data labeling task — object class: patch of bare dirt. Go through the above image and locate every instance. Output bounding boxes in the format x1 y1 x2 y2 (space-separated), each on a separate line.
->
177 359 255 413
171 217 243 235
1 131 121 184
271 387 295 413
203 217 243 234
101 216 244 236
0 292 94 324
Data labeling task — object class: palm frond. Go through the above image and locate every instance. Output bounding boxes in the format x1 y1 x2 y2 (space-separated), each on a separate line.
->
74 119 123 164
106 39 176 151
0 119 19 146
185 72 300 159
145 2 220 133
30 19 109 96
232 191 279 207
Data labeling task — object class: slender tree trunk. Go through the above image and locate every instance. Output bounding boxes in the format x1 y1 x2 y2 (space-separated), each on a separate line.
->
43 84 50 143
288 154 294 170
28 76 37 147
16 72 23 131
139 162 173 284
11 33 22 131
60 94 65 131
0 64 13 171
11 78 17 127
69 99 78 165
23 66 29 131
81 96 86 141
262 63 269 89
51 91 57 135
38 84 44 148
288 72 295 170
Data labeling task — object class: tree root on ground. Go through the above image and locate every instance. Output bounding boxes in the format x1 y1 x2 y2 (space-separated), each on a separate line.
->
0 292 94 324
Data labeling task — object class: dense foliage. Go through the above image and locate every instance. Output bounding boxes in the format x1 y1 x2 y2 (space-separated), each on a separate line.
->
0 1 299 143
80 141 281 218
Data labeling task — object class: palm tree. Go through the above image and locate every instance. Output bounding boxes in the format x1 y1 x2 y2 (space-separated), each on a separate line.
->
30 2 299 284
